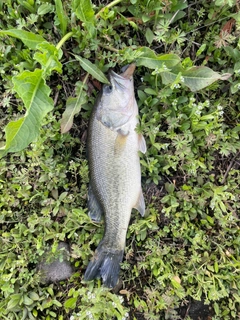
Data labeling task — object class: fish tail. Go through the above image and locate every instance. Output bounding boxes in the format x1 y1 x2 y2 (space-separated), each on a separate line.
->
84 243 124 288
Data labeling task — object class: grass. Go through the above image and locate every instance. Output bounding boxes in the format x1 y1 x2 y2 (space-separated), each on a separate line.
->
0 0 240 319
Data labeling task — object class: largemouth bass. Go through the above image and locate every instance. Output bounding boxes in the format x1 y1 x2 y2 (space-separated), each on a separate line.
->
84 64 146 288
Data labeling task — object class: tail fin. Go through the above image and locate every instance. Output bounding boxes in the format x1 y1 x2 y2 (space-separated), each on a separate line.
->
84 244 124 288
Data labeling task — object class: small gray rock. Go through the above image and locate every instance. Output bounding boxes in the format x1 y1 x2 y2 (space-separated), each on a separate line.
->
37 242 74 283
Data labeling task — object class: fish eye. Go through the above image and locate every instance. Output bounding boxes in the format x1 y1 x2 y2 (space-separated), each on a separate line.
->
103 84 113 94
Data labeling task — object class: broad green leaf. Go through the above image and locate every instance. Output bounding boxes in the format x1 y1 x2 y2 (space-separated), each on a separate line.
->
23 295 34 306
182 67 231 91
52 299 62 307
17 0 36 13
34 42 62 76
0 29 45 50
61 92 87 134
144 88 157 95
7 294 22 310
135 47 180 69
142 14 151 23
161 66 231 92
28 292 40 301
145 28 154 45
72 0 94 22
72 0 96 37
165 182 175 194
172 1 188 11
64 297 77 309
74 55 109 84
196 43 207 57
234 61 240 73
0 69 53 157
37 3 54 15
55 0 68 35
224 47 240 62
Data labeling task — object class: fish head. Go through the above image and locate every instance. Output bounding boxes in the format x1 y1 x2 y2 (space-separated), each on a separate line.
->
96 64 137 130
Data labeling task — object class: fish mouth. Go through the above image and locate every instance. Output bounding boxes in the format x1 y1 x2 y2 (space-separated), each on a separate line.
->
109 63 136 89
120 63 136 79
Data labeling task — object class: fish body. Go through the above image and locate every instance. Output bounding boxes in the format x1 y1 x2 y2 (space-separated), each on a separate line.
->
84 64 146 288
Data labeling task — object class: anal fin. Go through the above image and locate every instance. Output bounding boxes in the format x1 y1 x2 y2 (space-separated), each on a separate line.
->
134 189 145 217
88 183 103 222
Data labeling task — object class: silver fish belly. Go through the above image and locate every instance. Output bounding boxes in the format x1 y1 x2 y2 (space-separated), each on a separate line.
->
84 64 146 288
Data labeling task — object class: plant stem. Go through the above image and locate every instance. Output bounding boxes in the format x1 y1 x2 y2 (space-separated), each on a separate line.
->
56 31 74 50
99 43 119 53
95 0 123 19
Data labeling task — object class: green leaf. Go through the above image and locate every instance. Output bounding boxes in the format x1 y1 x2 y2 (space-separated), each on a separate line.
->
72 0 95 22
234 61 240 73
214 261 219 273
23 295 34 306
0 29 45 50
72 0 96 37
183 67 231 91
37 3 54 15
55 0 68 35
33 309 38 317
196 43 207 57
161 66 231 92
17 0 36 13
64 297 77 309
34 42 62 76
28 292 40 301
171 275 182 289
7 294 22 310
47 287 54 296
53 299 62 307
144 88 157 95
165 182 175 194
74 55 109 84
145 28 154 45
61 90 88 134
0 69 53 157
135 47 180 69
219 200 227 213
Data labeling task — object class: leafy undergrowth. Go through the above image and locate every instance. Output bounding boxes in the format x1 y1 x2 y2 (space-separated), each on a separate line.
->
0 0 240 319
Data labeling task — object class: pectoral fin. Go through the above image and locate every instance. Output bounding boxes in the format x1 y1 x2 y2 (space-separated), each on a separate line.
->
114 131 129 155
138 134 147 154
88 183 103 222
134 189 145 217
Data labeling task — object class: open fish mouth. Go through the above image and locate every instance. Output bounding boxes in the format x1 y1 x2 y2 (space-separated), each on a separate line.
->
120 63 136 79
109 63 136 80
108 63 136 90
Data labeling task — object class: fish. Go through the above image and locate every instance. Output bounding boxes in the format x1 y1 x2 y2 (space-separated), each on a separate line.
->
84 63 146 288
